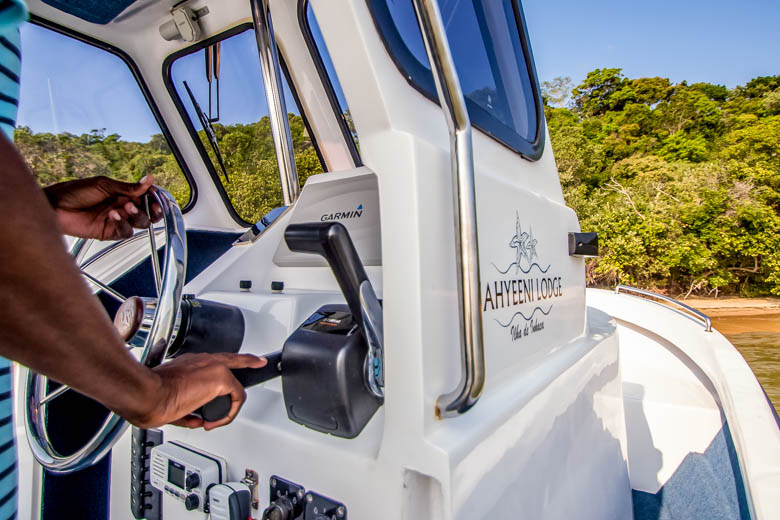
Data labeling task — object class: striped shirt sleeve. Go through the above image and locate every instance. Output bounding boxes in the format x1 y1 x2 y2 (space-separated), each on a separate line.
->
0 3 27 517
0 0 26 139
0 362 16 519
0 0 26 35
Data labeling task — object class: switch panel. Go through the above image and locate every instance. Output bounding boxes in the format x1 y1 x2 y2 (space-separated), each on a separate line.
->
130 427 162 520
304 492 346 520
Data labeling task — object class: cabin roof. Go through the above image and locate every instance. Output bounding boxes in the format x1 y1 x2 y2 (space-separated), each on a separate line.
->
41 0 138 24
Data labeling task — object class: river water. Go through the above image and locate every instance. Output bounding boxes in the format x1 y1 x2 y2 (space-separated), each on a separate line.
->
711 313 780 415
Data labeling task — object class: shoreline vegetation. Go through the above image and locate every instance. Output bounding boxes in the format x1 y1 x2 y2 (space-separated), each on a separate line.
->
15 69 780 298
545 71 780 298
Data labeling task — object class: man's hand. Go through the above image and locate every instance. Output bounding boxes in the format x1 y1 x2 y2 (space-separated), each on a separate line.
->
44 175 162 240
128 353 268 431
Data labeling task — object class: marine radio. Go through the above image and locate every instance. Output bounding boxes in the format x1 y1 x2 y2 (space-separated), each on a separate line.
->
149 442 226 513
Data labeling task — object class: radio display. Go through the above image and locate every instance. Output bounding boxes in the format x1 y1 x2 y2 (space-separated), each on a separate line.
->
168 459 185 489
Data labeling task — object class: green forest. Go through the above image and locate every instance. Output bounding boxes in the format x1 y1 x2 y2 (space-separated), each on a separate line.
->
543 71 780 297
16 71 780 297
15 113 323 224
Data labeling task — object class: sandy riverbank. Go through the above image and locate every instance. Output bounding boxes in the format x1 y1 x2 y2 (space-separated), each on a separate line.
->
684 297 780 316
681 298 780 334
678 298 780 413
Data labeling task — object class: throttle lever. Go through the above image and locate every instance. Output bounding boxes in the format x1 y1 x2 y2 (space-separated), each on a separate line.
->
284 222 368 327
285 222 385 397
194 350 282 422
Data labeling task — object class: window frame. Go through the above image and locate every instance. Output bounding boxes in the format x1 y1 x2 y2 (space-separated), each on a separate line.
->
162 23 327 226
366 0 546 161
298 0 362 167
29 14 197 211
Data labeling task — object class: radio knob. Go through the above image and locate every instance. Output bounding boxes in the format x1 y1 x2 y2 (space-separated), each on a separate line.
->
185 472 200 490
184 493 200 511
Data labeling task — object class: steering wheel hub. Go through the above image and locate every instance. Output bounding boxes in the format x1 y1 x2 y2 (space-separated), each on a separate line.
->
114 296 145 342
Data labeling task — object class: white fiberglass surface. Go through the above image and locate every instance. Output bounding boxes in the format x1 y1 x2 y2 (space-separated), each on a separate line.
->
588 289 780 518
617 321 723 492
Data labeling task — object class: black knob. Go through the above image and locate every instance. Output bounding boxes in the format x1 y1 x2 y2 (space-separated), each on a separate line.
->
184 493 199 511
262 496 296 520
185 472 200 490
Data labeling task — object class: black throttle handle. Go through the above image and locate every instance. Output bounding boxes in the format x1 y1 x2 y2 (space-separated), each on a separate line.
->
284 222 370 330
194 350 283 422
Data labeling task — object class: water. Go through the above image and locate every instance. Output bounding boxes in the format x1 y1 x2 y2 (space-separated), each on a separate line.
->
711 313 780 416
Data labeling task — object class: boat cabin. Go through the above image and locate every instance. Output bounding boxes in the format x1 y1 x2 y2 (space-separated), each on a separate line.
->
13 0 780 519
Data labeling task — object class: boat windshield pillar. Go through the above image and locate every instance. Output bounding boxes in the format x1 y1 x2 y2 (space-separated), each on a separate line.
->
250 0 301 206
411 0 486 418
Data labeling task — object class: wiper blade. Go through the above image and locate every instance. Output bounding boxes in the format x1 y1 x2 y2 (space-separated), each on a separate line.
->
183 80 229 181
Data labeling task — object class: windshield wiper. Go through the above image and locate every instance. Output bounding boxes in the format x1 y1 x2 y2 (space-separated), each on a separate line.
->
183 80 229 181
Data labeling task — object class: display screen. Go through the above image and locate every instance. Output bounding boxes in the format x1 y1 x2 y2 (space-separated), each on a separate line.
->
168 460 185 488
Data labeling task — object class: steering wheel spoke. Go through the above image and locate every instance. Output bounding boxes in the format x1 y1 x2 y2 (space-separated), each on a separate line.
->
38 381 71 406
25 188 187 474
145 197 163 297
81 271 126 303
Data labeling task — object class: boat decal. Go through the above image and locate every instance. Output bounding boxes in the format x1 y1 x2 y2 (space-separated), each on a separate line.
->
320 203 364 221
493 306 552 328
483 212 563 342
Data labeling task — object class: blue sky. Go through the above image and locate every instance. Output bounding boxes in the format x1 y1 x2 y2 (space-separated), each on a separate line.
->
17 24 299 143
17 0 780 142
522 0 780 90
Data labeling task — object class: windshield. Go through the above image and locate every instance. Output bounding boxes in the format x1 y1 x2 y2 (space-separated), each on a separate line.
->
368 0 544 159
168 26 324 224
17 23 192 207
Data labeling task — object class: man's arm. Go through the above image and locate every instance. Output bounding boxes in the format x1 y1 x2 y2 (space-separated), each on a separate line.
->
0 134 261 430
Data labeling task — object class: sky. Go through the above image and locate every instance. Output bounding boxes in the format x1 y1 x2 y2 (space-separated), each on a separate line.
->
16 0 780 142
17 22 163 143
17 24 300 143
522 0 780 90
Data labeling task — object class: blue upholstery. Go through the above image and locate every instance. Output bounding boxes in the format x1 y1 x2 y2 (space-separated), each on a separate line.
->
41 0 136 24
632 423 750 520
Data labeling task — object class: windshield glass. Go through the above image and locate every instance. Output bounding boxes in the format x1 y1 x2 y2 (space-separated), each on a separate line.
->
168 27 324 224
368 0 544 159
17 23 192 207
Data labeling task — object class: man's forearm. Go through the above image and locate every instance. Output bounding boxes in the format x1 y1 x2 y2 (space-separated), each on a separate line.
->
0 135 160 423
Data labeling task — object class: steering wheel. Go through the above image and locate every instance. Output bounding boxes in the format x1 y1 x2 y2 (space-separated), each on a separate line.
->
24 188 187 474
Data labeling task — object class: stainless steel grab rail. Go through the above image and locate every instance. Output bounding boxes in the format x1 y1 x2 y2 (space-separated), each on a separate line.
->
411 0 486 418
250 0 301 206
615 285 712 332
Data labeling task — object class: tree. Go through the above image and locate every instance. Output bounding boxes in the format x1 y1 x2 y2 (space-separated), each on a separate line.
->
542 76 573 107
549 69 780 296
572 68 631 116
